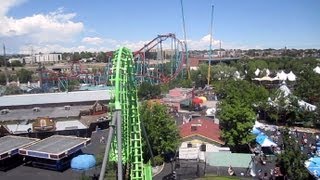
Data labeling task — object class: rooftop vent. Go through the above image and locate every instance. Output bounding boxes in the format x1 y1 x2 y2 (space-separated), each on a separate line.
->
64 105 71 110
33 107 40 112
0 109 10 115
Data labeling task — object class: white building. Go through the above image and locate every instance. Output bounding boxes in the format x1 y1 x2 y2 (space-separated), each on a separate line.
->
23 53 62 64
178 118 229 161
8 58 24 63
35 53 62 63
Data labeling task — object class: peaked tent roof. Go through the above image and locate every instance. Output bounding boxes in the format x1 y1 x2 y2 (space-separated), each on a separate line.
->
314 66 320 74
255 68 260 76
276 70 287 81
287 71 296 81
278 84 291 97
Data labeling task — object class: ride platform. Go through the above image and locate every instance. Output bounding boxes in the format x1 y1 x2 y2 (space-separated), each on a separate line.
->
0 136 39 170
19 135 91 160
19 135 91 171
0 136 38 161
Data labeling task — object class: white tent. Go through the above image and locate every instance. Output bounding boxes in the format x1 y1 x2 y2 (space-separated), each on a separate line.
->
314 66 320 74
265 69 270 76
279 84 291 97
255 68 260 76
253 121 265 129
261 138 277 147
234 71 241 79
276 70 287 81
287 71 296 81
253 76 274 81
298 100 317 111
277 84 316 111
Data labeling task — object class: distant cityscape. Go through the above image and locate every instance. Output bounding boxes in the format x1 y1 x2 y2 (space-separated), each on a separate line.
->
2 48 320 66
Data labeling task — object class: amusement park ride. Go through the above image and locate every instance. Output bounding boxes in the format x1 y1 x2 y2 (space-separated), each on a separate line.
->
99 32 188 180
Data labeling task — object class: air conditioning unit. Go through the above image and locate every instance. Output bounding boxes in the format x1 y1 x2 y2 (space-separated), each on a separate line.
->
33 107 40 112
0 109 10 115
64 106 71 110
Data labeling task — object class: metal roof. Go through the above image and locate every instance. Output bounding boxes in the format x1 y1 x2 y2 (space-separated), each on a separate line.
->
205 152 253 168
6 120 87 134
56 120 87 130
19 135 91 160
0 105 91 121
0 136 39 159
0 90 111 107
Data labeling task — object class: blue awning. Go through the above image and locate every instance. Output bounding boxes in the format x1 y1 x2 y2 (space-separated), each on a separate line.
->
306 157 320 178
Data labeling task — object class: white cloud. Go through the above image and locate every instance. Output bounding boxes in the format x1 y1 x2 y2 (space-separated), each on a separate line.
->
0 1 83 45
19 44 102 53
82 37 104 45
187 34 221 50
0 0 26 16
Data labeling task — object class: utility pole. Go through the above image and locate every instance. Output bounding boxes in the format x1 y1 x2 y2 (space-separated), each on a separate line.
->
3 44 9 85
219 40 222 63
180 0 190 80
207 5 214 86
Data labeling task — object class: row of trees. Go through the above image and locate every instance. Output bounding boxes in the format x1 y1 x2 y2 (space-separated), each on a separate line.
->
0 68 33 85
62 51 111 62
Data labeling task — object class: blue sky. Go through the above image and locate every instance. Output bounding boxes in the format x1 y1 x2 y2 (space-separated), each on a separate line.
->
1 0 319 53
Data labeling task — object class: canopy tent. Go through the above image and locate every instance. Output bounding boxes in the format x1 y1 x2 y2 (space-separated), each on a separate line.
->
256 134 267 145
265 69 270 76
255 68 260 76
277 84 316 111
253 121 265 129
305 157 320 178
298 100 317 111
254 76 275 81
260 138 277 147
314 66 320 74
192 97 203 104
198 96 207 103
287 71 296 81
234 71 241 79
255 133 277 147
278 84 291 97
251 127 262 135
276 70 287 81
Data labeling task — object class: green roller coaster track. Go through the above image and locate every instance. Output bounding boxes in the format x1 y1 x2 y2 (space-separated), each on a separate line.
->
99 47 152 180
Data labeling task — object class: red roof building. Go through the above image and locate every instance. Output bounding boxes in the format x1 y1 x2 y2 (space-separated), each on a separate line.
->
180 119 224 145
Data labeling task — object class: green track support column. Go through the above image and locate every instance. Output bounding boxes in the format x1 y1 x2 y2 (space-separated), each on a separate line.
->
101 47 149 180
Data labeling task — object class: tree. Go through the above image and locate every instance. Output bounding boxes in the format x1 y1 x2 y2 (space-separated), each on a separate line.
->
216 80 268 150
16 69 33 83
10 60 23 67
137 82 161 100
277 128 309 180
0 73 6 85
96 52 107 62
140 102 180 164
72 52 81 61
218 99 256 148
4 84 22 95
294 67 320 104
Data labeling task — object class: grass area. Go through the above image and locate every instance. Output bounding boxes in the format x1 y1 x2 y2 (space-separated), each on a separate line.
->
198 175 240 180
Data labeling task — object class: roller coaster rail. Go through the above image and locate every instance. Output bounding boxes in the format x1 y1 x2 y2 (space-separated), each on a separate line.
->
99 47 152 180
